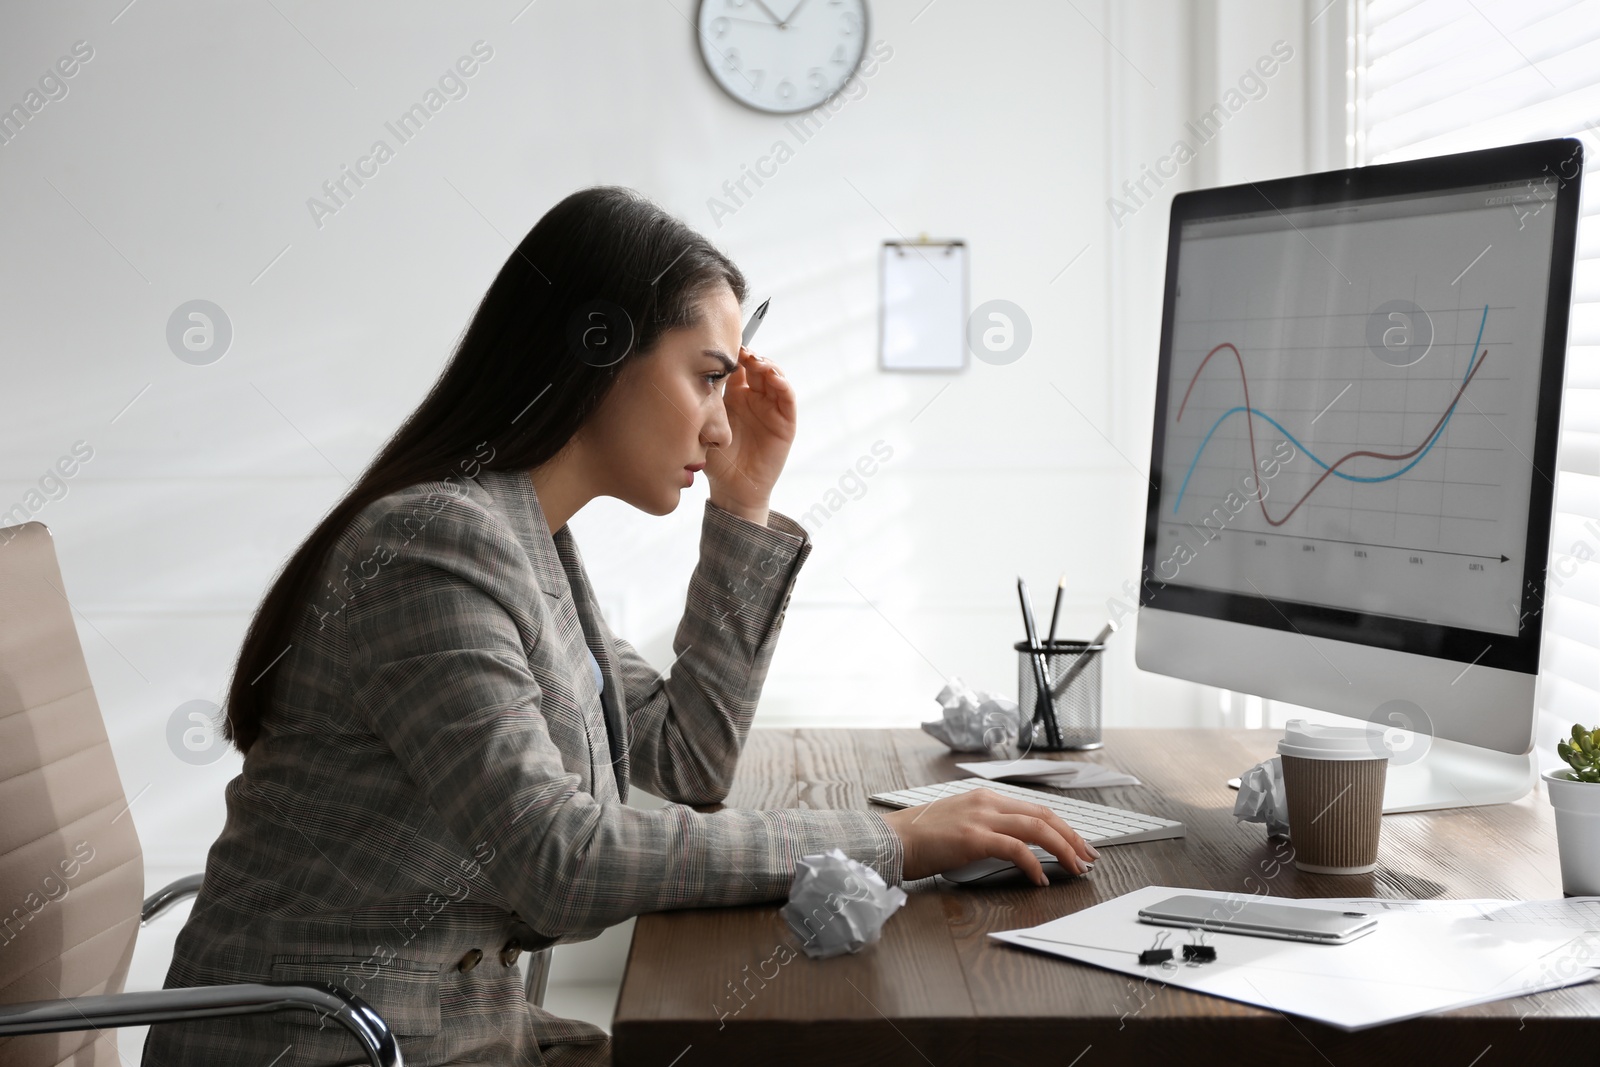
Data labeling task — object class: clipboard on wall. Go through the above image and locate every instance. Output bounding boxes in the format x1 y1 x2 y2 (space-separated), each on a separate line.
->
879 238 968 372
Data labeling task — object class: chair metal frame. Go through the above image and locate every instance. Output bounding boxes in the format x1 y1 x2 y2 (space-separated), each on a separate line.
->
4 813 553 1067
133 874 554 1009
0 876 404 1067
522 948 552 1007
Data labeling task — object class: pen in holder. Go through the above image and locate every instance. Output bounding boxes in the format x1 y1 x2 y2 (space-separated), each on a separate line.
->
1014 639 1105 751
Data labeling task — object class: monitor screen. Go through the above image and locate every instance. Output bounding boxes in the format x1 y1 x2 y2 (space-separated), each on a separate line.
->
1142 140 1582 674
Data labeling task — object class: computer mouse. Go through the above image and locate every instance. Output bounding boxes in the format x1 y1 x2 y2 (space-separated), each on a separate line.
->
939 845 1093 887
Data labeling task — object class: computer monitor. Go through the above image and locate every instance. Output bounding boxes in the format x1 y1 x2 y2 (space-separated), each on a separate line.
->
1135 138 1584 813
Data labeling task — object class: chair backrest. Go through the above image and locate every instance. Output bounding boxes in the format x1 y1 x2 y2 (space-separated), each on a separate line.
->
0 522 145 1067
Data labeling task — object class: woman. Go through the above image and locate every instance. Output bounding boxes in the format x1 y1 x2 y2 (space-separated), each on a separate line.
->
143 186 1096 1067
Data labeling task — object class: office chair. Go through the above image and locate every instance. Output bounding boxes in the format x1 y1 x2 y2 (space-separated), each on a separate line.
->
0 521 401 1067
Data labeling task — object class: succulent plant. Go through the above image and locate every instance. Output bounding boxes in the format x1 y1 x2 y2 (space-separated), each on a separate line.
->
1557 724 1600 783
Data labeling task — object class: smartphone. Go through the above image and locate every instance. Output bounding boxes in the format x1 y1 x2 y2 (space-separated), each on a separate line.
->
1136 894 1378 945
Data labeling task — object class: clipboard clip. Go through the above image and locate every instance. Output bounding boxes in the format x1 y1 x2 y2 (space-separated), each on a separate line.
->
887 234 963 256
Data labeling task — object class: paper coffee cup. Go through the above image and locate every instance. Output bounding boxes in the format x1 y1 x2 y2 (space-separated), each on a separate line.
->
1277 719 1388 875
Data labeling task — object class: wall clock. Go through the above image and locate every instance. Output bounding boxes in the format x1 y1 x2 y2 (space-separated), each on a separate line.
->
695 0 870 114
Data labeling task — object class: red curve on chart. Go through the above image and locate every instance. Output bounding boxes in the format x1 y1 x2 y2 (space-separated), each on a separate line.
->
1175 342 1489 528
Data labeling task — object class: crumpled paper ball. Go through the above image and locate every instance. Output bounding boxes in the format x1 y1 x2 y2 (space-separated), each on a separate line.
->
921 677 1025 752
1233 754 1290 837
781 848 907 959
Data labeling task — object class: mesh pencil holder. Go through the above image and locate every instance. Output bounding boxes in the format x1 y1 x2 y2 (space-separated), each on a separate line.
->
1014 639 1105 751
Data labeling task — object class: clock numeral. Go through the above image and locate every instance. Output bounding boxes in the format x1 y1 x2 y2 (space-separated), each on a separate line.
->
700 0 866 112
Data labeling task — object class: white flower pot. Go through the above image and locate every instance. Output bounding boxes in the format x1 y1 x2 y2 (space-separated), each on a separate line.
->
1544 768 1600 896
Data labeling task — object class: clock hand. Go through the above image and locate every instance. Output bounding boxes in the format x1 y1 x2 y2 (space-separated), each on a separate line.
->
750 0 788 27
780 0 812 25
713 15 782 28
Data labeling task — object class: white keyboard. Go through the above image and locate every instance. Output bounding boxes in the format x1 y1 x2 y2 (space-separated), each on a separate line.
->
868 778 1186 846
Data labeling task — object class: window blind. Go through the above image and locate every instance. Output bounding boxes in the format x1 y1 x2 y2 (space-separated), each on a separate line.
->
1354 0 1600 765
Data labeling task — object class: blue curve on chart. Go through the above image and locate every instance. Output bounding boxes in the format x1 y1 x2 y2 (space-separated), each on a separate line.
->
1172 304 1489 514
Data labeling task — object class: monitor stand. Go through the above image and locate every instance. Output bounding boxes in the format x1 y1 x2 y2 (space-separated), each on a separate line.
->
1379 732 1537 813
1225 732 1537 813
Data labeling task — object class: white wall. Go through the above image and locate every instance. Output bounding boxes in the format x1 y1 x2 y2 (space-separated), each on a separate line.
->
1106 0 1314 729
0 0 1322 1035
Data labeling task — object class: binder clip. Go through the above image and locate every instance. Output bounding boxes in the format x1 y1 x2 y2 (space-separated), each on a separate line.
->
1138 930 1175 967
1181 929 1216 964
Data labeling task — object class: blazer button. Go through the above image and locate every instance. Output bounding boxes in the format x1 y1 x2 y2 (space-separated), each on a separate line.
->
457 948 483 973
499 938 522 967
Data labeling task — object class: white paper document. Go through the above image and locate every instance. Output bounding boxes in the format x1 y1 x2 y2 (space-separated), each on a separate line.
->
991 885 1600 1031
955 758 1140 789
1299 895 1600 967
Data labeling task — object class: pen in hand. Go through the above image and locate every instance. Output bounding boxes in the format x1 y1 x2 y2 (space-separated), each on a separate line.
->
741 297 770 348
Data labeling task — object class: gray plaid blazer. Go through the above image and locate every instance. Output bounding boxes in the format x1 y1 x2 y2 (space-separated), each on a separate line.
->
142 467 903 1067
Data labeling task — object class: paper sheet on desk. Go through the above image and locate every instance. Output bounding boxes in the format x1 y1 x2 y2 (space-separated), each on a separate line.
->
990 885 1600 1031
1299 896 1600 967
955 758 1139 788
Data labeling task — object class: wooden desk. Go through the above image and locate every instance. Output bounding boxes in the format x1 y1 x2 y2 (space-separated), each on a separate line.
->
612 728 1597 1065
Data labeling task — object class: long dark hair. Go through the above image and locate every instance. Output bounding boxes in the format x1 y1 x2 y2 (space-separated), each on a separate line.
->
223 185 747 753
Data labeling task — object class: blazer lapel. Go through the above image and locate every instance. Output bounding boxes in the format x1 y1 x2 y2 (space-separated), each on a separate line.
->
474 468 571 600
551 527 630 802
476 468 628 800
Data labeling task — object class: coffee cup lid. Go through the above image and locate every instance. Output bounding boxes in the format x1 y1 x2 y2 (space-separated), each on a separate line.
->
1276 718 1389 761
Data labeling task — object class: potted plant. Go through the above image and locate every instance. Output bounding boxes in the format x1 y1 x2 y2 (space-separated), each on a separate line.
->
1545 724 1600 896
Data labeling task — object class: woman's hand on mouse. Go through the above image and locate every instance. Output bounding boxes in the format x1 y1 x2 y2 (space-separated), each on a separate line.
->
706 348 794 524
878 787 1100 886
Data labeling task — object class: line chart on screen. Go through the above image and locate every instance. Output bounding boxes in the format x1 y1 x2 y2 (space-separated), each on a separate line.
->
1160 301 1522 566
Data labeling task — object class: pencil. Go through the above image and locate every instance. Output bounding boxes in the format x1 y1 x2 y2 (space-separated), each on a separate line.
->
1045 574 1066 648
1049 619 1117 701
1017 577 1064 749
